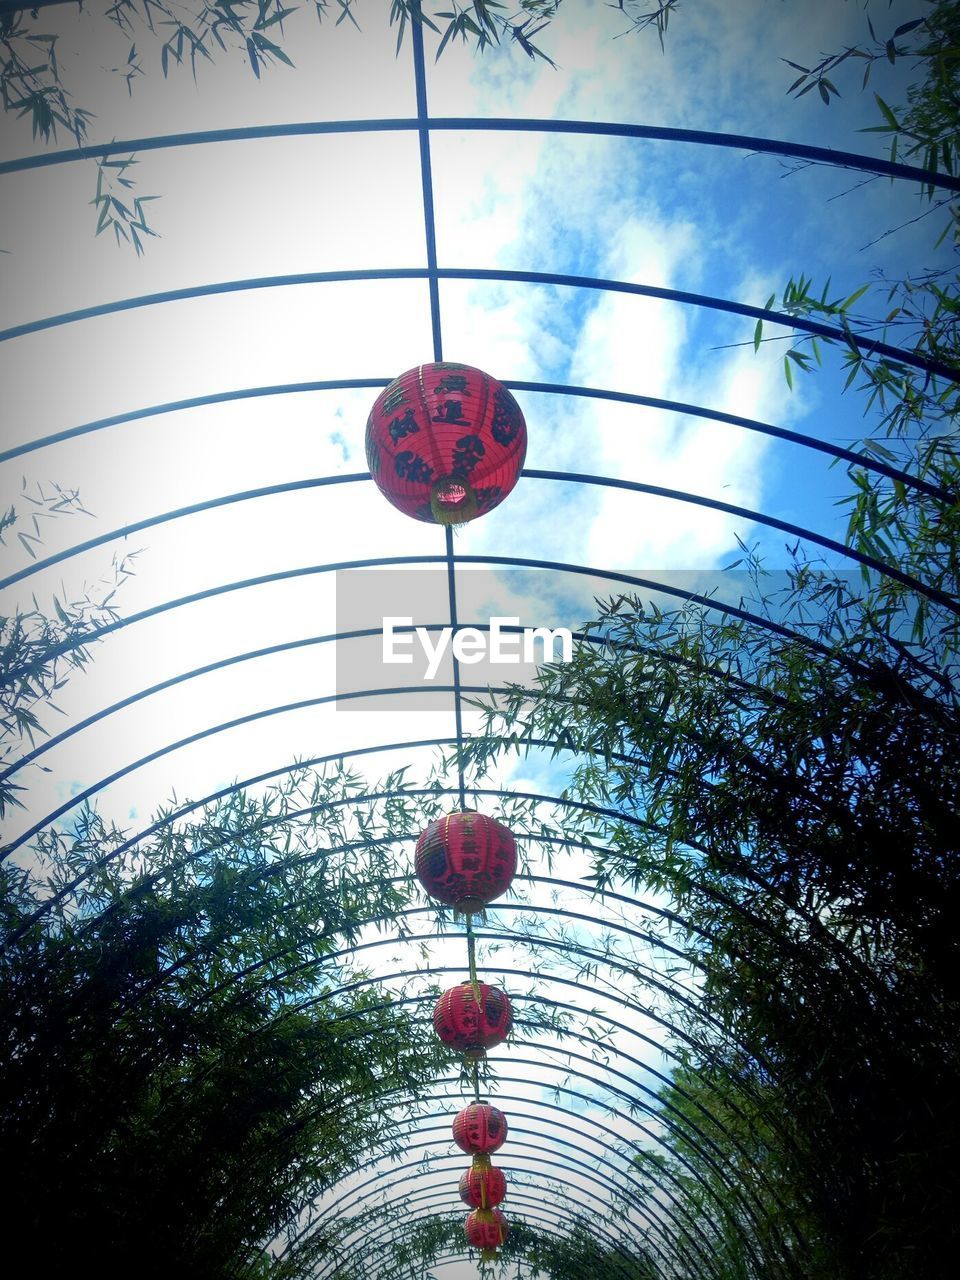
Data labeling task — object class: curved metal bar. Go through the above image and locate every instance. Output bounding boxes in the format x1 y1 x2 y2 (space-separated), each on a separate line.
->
1 267 954 381
1 624 610 783
3 375 945 503
4 474 949 626
3 114 955 192
0 379 386 466
524 469 959 611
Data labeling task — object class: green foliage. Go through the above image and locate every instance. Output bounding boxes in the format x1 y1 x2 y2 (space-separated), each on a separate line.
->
500 1218 658 1279
92 153 160 255
0 764 453 1279
0 0 680 251
463 425 959 1273
457 21 960 1259
384 1213 658 1280
757 1 960 443
0 485 136 818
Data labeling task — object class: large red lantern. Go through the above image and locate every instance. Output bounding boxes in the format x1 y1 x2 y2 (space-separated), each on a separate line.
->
415 811 517 914
365 361 527 524
460 1156 507 1209
433 981 513 1057
453 1103 508 1155
465 1207 509 1261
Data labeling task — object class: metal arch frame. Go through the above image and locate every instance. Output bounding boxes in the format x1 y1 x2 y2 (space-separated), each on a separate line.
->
310 952 774 1142
159 956 778 1228
316 1197 655 1280
281 1069 764 1277
0 624 612 783
271 990 798 1262
80 900 806 1205
186 902 814 1190
305 1084 731 1259
3 17 950 1280
5 770 872 1012
215 980 793 1272
5 772 885 1015
298 1105 733 1278
1 376 949 503
315 1184 672 1280
7 531 953 859
10 749 890 1019
184 951 786 1271
68 866 799 1155
301 1102 726 1270
312 988 760 1203
308 1141 681 1275
189 899 780 1131
0 550 874 698
322 977 764 1170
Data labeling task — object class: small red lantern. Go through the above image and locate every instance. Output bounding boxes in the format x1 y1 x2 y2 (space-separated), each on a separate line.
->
433 981 513 1057
453 1103 508 1155
465 1207 509 1260
460 1155 507 1209
415 811 517 914
365 361 527 524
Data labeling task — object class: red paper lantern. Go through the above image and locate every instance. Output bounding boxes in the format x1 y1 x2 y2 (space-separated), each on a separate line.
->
453 1103 508 1155
415 811 517 914
459 1156 507 1209
433 981 513 1057
365 361 526 525
465 1207 509 1260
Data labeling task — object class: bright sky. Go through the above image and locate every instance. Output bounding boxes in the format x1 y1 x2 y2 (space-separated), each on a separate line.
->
0 1 943 1273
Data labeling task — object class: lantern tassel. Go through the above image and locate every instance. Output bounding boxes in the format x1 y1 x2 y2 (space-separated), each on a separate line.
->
430 475 479 525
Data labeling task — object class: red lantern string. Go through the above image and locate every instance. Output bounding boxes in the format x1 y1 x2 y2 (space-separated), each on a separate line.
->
415 808 520 1267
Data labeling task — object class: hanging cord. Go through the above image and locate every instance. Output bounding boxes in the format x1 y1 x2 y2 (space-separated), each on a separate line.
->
466 916 482 1000
466 916 482 1103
